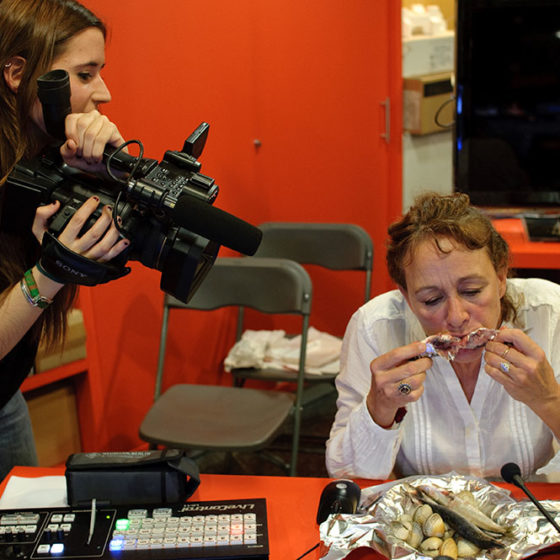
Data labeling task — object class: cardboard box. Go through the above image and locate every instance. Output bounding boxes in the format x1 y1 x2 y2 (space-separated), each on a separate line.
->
35 308 87 373
403 72 454 135
403 31 455 78
26 382 82 466
402 0 455 30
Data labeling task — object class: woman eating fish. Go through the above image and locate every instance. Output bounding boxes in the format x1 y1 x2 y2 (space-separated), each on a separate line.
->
326 192 560 481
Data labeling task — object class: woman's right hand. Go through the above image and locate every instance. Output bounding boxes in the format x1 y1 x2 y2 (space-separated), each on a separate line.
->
366 341 431 428
60 110 126 174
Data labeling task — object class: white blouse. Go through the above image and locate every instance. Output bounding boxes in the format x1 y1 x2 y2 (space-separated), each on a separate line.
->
326 278 560 481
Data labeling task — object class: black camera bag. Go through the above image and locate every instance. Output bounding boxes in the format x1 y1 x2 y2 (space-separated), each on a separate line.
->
65 449 200 506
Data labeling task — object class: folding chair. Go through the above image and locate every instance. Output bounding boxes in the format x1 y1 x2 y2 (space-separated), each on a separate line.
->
232 222 373 385
228 222 373 457
254 222 373 304
139 257 312 476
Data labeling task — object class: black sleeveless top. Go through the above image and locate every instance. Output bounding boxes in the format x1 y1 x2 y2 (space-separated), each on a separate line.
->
0 331 38 409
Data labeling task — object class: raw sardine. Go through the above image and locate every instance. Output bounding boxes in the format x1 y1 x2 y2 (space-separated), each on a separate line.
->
402 483 505 550
418 485 506 534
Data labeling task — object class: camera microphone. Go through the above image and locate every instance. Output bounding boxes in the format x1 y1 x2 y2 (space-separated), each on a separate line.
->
172 195 262 256
501 462 560 534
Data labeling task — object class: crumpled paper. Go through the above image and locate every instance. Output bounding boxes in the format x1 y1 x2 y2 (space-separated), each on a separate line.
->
223 327 341 375
319 473 560 560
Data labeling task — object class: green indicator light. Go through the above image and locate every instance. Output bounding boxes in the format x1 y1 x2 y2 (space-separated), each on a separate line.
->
115 519 130 531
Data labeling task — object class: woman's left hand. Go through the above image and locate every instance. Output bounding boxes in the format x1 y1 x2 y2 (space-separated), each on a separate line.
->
485 328 560 412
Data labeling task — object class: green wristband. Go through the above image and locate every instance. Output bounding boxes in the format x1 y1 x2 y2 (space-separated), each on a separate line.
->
21 268 53 309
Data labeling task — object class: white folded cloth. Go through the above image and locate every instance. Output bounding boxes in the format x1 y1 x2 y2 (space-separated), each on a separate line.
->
224 327 341 376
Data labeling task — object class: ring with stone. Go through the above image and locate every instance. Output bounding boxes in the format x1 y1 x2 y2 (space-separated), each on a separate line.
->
500 361 511 374
398 382 412 395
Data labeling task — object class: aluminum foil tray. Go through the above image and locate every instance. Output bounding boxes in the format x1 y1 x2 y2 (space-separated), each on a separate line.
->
319 473 560 560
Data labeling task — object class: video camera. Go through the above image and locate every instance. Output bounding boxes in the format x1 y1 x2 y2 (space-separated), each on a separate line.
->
0 70 262 302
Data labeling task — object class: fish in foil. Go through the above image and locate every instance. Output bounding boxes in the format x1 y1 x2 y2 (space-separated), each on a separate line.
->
420 328 498 361
397 482 506 555
319 474 560 560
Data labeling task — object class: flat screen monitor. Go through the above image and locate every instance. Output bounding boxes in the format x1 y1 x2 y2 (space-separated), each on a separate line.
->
454 0 560 207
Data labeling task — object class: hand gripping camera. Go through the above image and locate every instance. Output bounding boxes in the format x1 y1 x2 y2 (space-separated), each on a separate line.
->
0 70 262 302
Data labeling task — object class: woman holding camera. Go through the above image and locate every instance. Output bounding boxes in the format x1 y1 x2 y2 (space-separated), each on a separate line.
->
0 0 130 481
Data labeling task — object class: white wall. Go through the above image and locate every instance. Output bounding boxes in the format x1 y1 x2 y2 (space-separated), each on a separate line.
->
401 0 455 212
402 131 453 211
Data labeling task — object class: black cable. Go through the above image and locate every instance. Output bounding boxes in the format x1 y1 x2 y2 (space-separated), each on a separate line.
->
105 139 144 237
434 96 455 129
295 542 319 560
105 138 143 183
112 191 128 238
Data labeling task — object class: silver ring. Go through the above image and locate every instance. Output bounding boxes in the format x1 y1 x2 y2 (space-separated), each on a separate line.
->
500 361 510 374
398 382 412 395
502 347 510 359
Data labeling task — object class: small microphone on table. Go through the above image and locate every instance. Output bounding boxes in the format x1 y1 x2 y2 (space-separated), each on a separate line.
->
501 462 560 534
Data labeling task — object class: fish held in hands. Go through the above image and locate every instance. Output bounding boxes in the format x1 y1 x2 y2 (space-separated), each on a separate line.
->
419 328 498 361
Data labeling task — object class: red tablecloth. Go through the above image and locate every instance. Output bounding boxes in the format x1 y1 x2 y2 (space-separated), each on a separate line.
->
2 467 560 559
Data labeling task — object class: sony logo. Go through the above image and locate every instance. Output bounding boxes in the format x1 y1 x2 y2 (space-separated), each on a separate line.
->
55 260 88 278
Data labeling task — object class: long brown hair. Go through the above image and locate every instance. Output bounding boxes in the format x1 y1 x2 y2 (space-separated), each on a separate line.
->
0 0 106 346
386 192 518 325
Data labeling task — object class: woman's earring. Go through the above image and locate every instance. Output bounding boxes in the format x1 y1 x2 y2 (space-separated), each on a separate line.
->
3 57 26 93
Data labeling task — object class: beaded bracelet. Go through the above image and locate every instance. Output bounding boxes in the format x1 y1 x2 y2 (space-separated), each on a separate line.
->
20 268 53 309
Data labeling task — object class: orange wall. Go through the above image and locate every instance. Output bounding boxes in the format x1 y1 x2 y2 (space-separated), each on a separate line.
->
76 0 402 451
